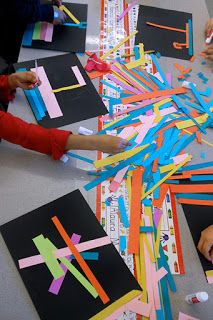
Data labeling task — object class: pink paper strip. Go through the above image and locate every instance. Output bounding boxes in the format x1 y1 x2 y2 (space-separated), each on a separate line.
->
117 127 136 139
172 153 189 165
135 116 155 144
153 208 162 228
101 96 171 122
107 74 140 94
71 66 86 86
40 22 48 40
31 66 63 119
155 267 168 282
18 236 111 269
48 233 81 295
178 312 200 320
109 166 129 192
146 110 153 116
166 73 172 86
111 65 145 93
104 293 151 320
207 276 213 284
44 23 54 42
117 0 138 22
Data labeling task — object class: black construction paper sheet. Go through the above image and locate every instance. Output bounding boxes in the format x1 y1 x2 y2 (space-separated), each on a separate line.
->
135 5 193 60
23 2 87 53
182 204 213 273
14 53 107 128
0 190 141 320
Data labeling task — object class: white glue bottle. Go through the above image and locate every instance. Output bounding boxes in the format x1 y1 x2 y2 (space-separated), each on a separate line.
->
185 292 208 304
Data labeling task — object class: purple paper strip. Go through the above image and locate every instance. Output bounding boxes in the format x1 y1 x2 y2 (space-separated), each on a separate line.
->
153 208 163 228
48 233 81 295
40 22 48 40
166 73 172 87
117 0 138 22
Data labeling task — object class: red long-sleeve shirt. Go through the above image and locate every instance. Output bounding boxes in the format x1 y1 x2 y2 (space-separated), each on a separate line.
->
0 75 70 160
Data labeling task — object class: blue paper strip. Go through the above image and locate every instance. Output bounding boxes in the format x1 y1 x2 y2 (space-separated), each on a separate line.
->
22 23 34 47
188 19 194 56
67 152 93 164
190 174 213 181
140 226 153 233
120 235 127 252
118 196 130 228
176 193 213 200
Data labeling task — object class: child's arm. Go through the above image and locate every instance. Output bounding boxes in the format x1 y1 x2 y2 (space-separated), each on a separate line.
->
197 225 213 262
0 111 131 159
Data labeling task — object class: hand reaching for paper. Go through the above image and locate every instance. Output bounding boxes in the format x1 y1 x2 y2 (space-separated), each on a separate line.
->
197 225 213 262
8 72 38 91
205 18 213 37
53 6 66 25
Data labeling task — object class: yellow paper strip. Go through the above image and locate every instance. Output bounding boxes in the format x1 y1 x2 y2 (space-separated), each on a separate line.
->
154 215 162 258
143 234 155 263
125 43 146 69
52 84 81 93
140 233 147 303
139 43 145 65
103 115 130 129
160 163 175 174
60 5 80 24
183 129 213 148
100 31 138 60
111 70 131 86
127 171 132 204
142 155 192 199
206 270 213 277
135 253 141 284
94 144 149 168
115 62 147 91
89 290 142 320
154 98 172 108
176 114 208 129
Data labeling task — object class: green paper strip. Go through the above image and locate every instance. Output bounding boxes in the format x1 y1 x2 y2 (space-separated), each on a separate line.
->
45 238 98 298
32 22 41 40
32 235 64 279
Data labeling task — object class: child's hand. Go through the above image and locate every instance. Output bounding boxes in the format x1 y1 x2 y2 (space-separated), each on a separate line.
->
8 72 37 91
197 225 213 262
203 44 213 60
66 134 131 154
53 6 66 25
93 135 132 154
205 18 213 37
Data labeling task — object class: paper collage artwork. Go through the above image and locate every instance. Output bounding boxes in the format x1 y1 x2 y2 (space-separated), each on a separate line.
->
22 2 88 53
15 53 107 128
0 190 148 320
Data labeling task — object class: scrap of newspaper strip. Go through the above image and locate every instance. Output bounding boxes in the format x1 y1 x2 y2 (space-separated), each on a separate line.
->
97 0 184 318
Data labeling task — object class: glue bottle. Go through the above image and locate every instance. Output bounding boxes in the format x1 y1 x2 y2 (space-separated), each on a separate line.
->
185 292 208 304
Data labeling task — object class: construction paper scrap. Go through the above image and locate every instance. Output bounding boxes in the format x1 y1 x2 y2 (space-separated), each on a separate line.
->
44 23 54 42
18 235 111 269
206 270 213 277
100 31 138 60
121 87 186 104
60 5 80 24
22 23 34 46
178 312 200 320
40 22 48 40
128 168 143 254
118 196 130 228
72 66 86 86
31 66 63 119
52 216 110 304
117 0 138 22
190 174 213 181
176 114 208 129
48 233 81 295
32 235 64 279
172 154 189 165
32 22 41 40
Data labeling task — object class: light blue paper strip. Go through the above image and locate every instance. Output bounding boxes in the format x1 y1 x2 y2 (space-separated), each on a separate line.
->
140 226 153 233
118 196 130 228
120 236 127 252
179 161 213 172
188 19 194 56
176 193 213 200
190 174 213 181
22 23 34 46
67 152 93 164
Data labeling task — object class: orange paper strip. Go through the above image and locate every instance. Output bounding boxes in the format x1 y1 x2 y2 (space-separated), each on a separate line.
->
121 88 186 104
52 216 110 304
169 184 213 193
128 167 143 254
177 198 213 206
152 184 169 208
146 21 186 33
